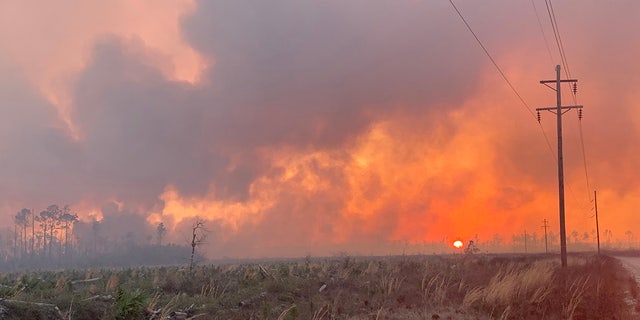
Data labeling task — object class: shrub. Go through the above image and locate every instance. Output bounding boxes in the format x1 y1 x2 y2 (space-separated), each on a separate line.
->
113 287 148 320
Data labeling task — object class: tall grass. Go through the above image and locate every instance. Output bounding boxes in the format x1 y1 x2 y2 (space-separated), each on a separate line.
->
463 260 555 311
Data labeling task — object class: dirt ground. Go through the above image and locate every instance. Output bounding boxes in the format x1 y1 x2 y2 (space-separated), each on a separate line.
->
616 256 640 317
617 257 640 282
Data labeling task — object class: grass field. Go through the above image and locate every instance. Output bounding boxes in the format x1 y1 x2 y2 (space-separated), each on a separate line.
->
0 253 637 319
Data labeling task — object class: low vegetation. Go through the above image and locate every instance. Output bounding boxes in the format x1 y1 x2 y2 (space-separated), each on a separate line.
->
0 253 636 319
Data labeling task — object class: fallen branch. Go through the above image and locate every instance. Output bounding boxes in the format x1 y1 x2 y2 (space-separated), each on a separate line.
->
71 277 102 285
2 299 59 309
168 311 188 320
259 265 275 280
0 299 64 319
82 295 114 302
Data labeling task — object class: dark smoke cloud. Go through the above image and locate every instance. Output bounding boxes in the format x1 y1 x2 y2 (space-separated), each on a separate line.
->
0 61 79 208
67 0 491 204
74 36 215 205
184 0 487 149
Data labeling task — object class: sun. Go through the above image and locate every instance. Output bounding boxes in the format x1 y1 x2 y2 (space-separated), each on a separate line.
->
453 240 464 249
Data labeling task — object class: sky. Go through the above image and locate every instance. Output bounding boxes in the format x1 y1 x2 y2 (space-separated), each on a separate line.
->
0 0 638 258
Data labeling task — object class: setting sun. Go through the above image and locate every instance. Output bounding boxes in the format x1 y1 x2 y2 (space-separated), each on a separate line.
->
453 240 464 249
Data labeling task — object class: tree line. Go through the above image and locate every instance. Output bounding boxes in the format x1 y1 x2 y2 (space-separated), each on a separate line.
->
11 204 78 261
0 205 202 271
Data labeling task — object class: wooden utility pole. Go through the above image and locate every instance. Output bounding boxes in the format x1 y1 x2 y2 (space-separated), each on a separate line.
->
542 219 549 254
594 190 600 255
537 65 582 268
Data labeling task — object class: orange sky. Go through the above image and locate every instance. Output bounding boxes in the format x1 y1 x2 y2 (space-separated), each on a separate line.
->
0 0 638 258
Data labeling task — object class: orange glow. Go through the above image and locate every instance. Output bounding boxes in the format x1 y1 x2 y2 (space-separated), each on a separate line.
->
150 106 539 246
157 184 273 236
120 88 638 254
453 240 464 249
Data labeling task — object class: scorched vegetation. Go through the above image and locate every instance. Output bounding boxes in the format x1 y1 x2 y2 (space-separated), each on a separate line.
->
0 253 635 319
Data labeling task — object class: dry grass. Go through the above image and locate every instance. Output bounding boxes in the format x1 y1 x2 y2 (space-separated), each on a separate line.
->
463 260 555 310
564 274 590 320
378 267 404 296
0 254 634 319
421 272 450 305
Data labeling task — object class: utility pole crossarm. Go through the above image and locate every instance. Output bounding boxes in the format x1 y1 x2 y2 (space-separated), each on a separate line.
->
540 79 578 91
540 79 578 83
536 105 583 111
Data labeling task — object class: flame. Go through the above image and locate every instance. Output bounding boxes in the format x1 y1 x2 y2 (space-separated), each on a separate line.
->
153 107 535 246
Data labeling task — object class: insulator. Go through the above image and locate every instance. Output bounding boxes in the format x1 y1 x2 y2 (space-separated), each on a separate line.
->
572 83 577 94
578 109 583 120
537 111 541 123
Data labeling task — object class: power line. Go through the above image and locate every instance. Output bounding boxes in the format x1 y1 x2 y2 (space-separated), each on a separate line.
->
449 1 595 258
543 0 592 204
447 0 557 160
578 111 591 198
545 0 571 79
530 0 555 65
544 0 579 106
447 0 535 119
448 2 591 201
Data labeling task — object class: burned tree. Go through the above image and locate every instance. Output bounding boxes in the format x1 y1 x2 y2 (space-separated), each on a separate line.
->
190 220 206 272
14 208 31 257
156 222 167 245
59 206 78 257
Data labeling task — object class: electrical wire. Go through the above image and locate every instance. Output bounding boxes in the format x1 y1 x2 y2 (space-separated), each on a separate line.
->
448 0 535 119
544 0 579 105
545 0 571 79
447 0 557 159
578 119 591 199
543 0 593 205
450 0 594 222
530 0 555 65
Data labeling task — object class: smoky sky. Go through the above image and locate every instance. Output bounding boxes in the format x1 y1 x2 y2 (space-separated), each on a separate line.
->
28 0 489 205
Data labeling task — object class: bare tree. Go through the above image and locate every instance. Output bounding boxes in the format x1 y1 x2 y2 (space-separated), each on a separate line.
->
625 230 634 245
156 222 167 245
30 209 36 256
190 220 206 272
43 205 61 258
14 209 31 257
604 229 613 245
38 210 48 257
59 206 78 257
571 230 579 244
91 219 101 254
